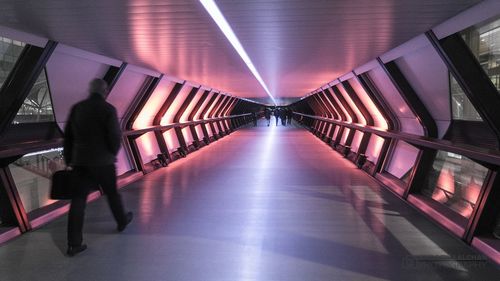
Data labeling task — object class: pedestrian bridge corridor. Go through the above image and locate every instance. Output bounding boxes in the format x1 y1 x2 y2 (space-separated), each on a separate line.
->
0 124 497 281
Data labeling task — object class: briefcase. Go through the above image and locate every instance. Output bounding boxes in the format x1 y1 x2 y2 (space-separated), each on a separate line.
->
50 169 77 200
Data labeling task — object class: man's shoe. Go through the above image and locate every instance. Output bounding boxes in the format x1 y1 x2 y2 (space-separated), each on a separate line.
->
66 244 87 257
117 212 133 232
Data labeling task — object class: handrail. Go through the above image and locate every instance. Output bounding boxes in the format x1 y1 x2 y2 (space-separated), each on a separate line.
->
123 113 252 138
295 112 500 166
0 114 252 159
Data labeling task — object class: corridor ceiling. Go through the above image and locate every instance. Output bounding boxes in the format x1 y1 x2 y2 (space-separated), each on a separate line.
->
0 0 482 105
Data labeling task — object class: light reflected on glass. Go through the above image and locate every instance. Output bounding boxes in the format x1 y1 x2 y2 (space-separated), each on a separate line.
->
461 17 500 93
9 148 65 213
421 151 489 219
449 74 482 121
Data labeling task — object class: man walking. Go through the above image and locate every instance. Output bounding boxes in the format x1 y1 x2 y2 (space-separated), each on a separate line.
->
64 79 133 257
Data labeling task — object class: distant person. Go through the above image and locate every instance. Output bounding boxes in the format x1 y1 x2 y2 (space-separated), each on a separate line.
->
64 78 133 257
287 108 293 125
275 108 280 126
264 108 271 126
281 110 287 126
252 112 258 126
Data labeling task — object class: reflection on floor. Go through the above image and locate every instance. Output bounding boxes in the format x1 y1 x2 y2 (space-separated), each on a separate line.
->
0 122 498 281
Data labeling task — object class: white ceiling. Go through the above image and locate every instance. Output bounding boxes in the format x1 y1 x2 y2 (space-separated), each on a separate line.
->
0 0 482 104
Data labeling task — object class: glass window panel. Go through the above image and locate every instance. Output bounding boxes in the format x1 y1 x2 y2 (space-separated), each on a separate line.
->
12 70 55 124
421 150 489 219
385 141 419 183
0 36 26 89
450 74 482 121
461 17 500 93
9 148 65 213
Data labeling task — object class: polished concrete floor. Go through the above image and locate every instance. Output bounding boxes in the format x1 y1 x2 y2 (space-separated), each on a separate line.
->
0 121 499 281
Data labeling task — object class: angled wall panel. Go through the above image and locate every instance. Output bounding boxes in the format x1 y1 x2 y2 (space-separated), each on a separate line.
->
394 42 451 138
133 77 177 129
106 67 148 123
194 91 215 138
132 77 177 163
347 78 388 129
135 132 161 164
336 83 366 125
385 141 420 181
367 67 424 135
365 135 385 163
160 86 193 152
350 131 364 153
327 87 352 122
45 46 109 129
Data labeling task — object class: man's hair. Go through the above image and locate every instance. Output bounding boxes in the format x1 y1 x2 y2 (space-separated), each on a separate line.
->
89 78 108 95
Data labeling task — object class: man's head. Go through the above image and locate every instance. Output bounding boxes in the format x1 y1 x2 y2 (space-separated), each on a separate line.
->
89 78 108 96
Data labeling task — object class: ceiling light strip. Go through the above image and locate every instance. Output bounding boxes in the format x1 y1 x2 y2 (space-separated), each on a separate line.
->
199 0 277 105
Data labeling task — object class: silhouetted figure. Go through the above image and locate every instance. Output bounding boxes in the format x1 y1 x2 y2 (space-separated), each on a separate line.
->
275 108 280 126
281 110 287 126
64 79 133 257
252 112 258 126
287 108 293 125
264 108 271 126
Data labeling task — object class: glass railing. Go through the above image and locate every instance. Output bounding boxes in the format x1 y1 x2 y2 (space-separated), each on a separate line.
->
450 74 482 121
421 150 489 219
9 148 65 213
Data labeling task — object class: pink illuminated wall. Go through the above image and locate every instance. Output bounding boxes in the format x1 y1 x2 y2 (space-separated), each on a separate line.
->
327 87 352 123
160 86 193 125
135 132 161 163
133 77 177 129
333 126 340 140
364 135 385 163
182 127 194 144
204 94 222 119
320 92 342 121
205 94 224 135
219 97 235 129
194 91 215 138
159 85 194 151
325 124 333 138
350 131 364 153
163 130 180 153
367 67 424 135
179 88 206 145
347 78 388 129
340 128 351 145
180 89 204 122
336 83 366 125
